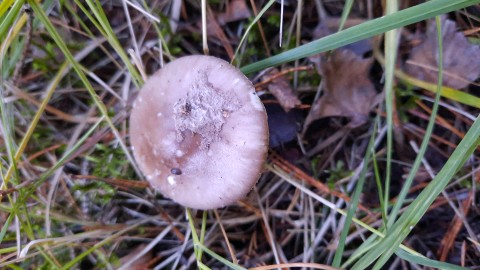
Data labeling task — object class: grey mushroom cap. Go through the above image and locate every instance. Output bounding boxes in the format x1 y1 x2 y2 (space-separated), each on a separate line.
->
129 55 269 209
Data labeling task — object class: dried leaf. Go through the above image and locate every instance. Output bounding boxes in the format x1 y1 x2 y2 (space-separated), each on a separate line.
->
305 49 377 129
262 68 301 112
217 0 251 25
405 17 480 89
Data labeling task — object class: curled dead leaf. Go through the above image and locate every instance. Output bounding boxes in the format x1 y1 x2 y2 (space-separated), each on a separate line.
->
261 68 301 112
305 49 378 130
405 17 480 89
306 18 376 132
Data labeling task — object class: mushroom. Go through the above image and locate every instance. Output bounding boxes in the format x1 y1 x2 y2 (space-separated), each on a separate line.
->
129 55 269 209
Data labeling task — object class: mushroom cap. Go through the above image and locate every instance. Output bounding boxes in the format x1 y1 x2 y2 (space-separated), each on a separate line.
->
129 55 268 209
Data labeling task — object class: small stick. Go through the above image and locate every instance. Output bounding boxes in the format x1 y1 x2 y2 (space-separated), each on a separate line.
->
254 65 313 89
201 0 209 55
213 209 238 264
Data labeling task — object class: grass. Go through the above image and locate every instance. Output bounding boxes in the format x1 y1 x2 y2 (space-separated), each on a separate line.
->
1 0 479 269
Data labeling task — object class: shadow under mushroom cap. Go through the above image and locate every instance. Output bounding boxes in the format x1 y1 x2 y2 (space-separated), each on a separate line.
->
129 55 269 210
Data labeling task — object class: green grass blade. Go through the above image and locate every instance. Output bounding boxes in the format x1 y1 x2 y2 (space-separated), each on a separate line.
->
82 0 143 86
396 249 468 270
0 61 69 192
270 164 419 253
354 17 480 269
194 243 247 270
1 114 103 267
0 246 18 256
0 213 14 244
231 0 276 64
371 146 386 223
71 0 105 36
1 55 62 267
0 0 15 17
396 71 480 108
27 0 141 179
62 1 124 71
337 0 354 31
28 117 104 193
332 119 378 267
240 0 480 74
186 208 202 265
198 261 212 270
388 17 444 228
370 16 445 269
342 234 379 268
139 0 172 59
352 114 480 269
374 50 480 108
0 0 23 42
61 220 150 270
383 0 399 230
194 210 208 263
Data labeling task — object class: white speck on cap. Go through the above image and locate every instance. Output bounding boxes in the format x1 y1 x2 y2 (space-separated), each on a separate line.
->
167 175 176 186
175 150 184 157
